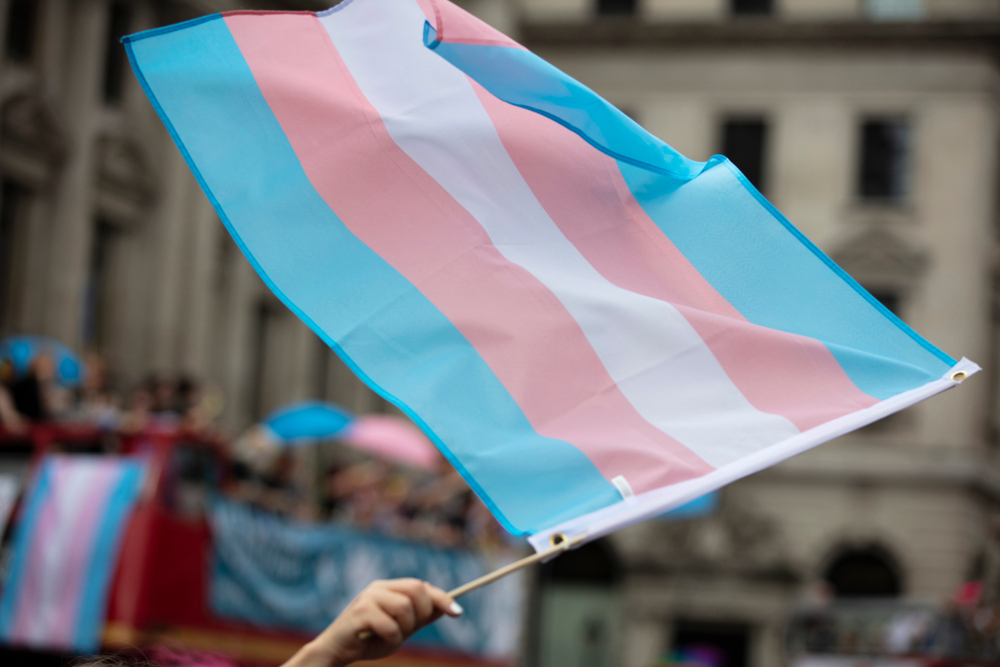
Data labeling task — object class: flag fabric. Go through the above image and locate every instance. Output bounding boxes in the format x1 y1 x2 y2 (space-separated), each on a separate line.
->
123 0 976 550
0 455 146 652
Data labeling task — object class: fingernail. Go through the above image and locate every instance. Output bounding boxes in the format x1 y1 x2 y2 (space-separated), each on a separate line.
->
450 602 463 615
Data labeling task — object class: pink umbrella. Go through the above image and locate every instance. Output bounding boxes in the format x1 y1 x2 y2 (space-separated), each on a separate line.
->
341 415 439 470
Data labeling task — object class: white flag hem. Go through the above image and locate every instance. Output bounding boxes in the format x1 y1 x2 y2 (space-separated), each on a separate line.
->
528 357 980 553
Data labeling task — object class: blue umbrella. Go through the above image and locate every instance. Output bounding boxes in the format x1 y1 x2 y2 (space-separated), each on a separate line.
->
261 400 354 444
0 335 83 387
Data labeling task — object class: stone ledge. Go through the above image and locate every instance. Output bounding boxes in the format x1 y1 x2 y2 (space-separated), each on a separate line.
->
521 19 1000 53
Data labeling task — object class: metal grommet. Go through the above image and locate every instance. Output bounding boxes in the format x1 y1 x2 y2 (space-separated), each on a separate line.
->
549 532 566 547
951 371 968 382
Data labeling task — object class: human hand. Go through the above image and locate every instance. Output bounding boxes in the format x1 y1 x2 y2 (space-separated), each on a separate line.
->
284 579 463 667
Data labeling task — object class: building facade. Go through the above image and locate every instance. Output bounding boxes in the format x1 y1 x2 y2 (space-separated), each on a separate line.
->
512 2 1000 666
1 1 999 666
0 0 391 434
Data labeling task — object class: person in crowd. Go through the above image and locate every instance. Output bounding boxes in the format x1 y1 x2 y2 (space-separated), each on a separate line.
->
0 359 26 434
314 451 505 550
75 351 122 430
0 352 68 427
119 382 154 435
177 376 211 432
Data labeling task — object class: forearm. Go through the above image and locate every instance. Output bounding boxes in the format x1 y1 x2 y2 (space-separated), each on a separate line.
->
282 640 341 667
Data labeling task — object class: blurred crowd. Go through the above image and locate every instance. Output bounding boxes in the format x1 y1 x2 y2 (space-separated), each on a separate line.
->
793 597 1000 661
0 338 510 553
229 446 511 552
0 349 220 438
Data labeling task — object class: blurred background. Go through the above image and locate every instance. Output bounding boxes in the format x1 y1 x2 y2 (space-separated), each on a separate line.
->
0 0 999 666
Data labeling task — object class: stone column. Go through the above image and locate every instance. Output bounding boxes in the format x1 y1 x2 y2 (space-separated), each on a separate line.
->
17 193 53 333
622 618 666 667
109 219 152 387
218 258 260 431
287 319 319 404
38 0 69 103
41 0 106 348
179 194 219 377
145 152 193 370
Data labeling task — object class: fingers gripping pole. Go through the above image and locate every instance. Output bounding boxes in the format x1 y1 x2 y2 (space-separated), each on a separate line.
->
357 533 586 641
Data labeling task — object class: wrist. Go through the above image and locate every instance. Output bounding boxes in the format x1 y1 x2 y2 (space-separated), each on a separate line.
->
285 640 345 667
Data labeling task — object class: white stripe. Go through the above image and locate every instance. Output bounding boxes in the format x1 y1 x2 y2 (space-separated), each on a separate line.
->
528 358 980 551
26 460 107 645
320 0 800 467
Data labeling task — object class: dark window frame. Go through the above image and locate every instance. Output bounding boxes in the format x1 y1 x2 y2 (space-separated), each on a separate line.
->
4 0 39 63
857 116 911 203
0 180 29 333
731 0 774 16
824 545 904 598
720 116 769 195
672 620 752 667
102 1 133 105
596 0 637 16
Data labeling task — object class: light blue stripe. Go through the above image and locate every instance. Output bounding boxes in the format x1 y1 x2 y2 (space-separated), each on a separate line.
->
425 25 705 180
124 16 620 535
618 160 952 399
72 460 147 652
426 36 954 399
0 459 54 638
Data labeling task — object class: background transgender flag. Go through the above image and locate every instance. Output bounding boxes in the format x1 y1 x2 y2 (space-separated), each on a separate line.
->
0 456 146 652
124 0 976 549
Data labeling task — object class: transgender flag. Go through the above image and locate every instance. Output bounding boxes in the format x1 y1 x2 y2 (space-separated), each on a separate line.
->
124 0 976 550
0 456 146 652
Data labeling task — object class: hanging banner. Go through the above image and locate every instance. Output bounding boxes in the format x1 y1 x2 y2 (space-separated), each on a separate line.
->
210 499 523 659
0 455 146 653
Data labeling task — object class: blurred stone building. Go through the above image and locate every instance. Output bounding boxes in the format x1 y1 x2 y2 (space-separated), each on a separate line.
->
0 0 393 433
513 2 1000 667
1 0 999 666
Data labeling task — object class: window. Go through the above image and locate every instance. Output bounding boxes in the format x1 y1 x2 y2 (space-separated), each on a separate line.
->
731 0 773 15
543 538 622 585
597 0 637 16
4 0 38 63
0 180 27 332
672 620 751 667
102 2 132 104
825 546 903 598
722 117 768 194
865 0 925 21
868 287 901 318
858 118 910 201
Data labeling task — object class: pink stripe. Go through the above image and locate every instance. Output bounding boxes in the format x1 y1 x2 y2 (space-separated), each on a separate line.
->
224 13 715 493
471 84 879 430
47 462 121 644
11 460 119 645
427 0 526 50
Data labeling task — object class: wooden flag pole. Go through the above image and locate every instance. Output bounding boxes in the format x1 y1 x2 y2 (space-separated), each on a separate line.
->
358 533 586 641
448 532 586 598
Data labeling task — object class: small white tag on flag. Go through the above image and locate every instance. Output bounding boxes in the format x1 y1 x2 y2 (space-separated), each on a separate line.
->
611 475 635 500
